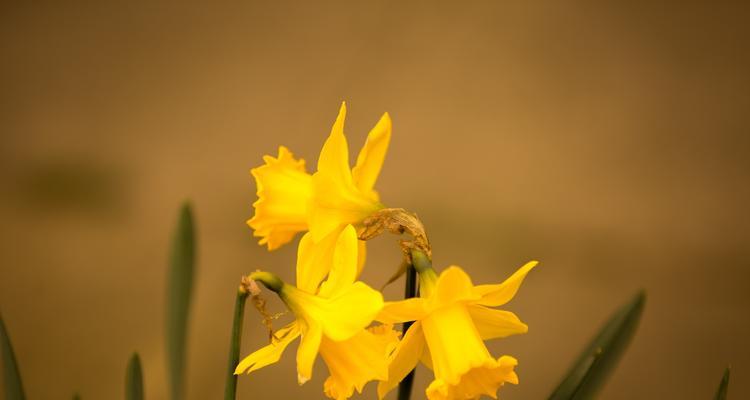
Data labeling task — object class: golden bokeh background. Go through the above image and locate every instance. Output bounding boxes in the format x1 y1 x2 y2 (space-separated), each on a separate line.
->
1 1 749 399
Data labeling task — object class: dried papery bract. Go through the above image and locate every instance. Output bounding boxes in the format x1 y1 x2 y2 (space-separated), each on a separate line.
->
358 208 432 289
241 273 284 342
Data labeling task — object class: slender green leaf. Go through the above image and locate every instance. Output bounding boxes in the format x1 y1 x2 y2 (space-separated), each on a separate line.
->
714 367 730 400
126 353 144 400
224 289 249 400
549 290 646 400
166 202 196 400
1 315 26 400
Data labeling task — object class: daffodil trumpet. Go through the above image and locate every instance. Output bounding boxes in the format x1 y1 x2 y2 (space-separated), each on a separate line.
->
377 256 538 400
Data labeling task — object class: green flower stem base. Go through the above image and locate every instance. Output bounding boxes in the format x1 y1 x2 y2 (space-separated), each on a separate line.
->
398 249 430 400
224 288 250 400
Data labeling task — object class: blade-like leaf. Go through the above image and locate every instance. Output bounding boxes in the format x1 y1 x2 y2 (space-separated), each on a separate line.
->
715 367 730 400
549 290 646 400
126 353 144 400
1 315 26 400
166 202 196 400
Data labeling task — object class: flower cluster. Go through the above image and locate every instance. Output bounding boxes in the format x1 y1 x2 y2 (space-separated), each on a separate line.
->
236 103 537 400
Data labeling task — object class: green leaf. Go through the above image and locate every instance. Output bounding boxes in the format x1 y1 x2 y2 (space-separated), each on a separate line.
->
126 353 144 400
72 394 82 400
549 290 646 400
1 315 26 400
715 367 730 400
166 202 196 400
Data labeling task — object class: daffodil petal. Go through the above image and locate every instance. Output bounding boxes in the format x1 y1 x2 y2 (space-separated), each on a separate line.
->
421 304 491 385
377 321 426 399
296 231 338 294
320 325 398 400
309 172 382 242
282 282 383 342
318 225 359 298
467 305 528 340
376 298 428 324
234 322 300 375
317 102 353 186
320 281 384 341
430 266 481 310
475 261 538 307
296 321 322 385
352 112 391 193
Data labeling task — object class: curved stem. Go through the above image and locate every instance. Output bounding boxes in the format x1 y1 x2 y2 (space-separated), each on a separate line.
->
224 288 249 400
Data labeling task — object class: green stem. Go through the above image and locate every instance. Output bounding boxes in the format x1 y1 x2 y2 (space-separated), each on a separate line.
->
398 249 430 400
224 288 250 400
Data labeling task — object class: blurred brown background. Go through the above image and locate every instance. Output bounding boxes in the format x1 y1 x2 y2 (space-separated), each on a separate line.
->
1 1 749 399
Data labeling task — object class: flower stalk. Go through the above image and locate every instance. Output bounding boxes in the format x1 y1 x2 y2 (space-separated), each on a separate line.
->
224 286 250 400
397 262 418 400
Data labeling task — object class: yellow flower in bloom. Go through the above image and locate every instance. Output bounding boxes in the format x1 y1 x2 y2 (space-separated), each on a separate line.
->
376 259 538 400
235 225 397 399
248 102 391 250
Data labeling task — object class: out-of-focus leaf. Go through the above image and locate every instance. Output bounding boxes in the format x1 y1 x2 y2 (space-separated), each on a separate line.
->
126 353 144 400
549 290 646 400
715 367 730 400
166 203 196 400
72 394 81 400
1 315 26 400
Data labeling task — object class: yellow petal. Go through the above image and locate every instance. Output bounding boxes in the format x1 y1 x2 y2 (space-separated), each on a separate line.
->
377 321 426 399
308 103 384 242
320 325 398 400
352 112 391 194
296 231 338 294
283 282 384 342
309 172 382 242
376 298 428 324
317 102 353 187
429 266 481 310
475 261 538 307
467 305 528 340
296 321 322 385
318 225 359 298
368 323 402 355
421 304 491 385
425 355 519 400
248 146 312 250
235 322 300 375
319 282 384 341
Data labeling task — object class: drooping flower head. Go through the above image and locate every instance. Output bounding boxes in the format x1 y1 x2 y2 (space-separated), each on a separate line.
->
248 103 391 250
377 253 538 400
235 225 398 399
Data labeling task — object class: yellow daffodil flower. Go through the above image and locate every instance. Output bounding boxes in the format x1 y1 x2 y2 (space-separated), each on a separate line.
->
248 102 391 250
377 256 538 400
235 225 397 399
